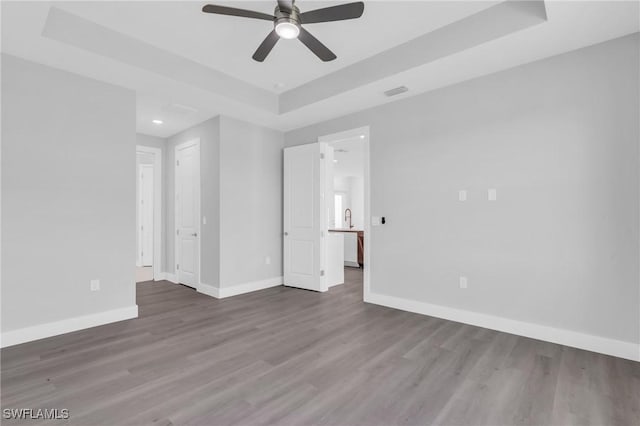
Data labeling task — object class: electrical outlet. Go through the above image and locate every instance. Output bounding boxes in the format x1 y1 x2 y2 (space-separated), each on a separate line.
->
265 256 271 265
488 188 497 201
459 276 468 289
458 190 467 202
90 279 100 291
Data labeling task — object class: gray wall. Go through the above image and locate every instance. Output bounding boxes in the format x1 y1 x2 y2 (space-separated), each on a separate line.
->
166 118 221 286
136 134 167 273
285 34 640 344
219 116 284 287
2 54 137 332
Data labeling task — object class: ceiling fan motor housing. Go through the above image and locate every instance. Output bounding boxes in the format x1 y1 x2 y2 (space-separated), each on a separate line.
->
275 5 301 29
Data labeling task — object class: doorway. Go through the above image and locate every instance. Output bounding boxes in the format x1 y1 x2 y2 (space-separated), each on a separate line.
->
135 146 162 283
321 127 369 297
282 126 370 299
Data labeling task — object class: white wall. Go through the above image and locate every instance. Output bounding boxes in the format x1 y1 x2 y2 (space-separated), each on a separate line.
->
349 177 364 230
166 118 220 286
162 116 283 292
1 55 137 339
333 176 364 230
285 34 640 350
219 116 284 287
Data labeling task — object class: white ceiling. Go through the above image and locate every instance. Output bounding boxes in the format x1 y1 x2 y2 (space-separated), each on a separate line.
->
53 1 498 92
2 1 639 138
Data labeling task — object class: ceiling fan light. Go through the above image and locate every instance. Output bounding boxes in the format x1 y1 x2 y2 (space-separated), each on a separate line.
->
275 22 300 39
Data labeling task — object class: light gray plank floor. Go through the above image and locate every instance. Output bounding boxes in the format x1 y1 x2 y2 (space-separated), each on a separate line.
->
2 268 639 426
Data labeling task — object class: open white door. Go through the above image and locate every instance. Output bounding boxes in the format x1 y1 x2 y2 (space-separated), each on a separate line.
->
284 143 328 292
175 139 200 288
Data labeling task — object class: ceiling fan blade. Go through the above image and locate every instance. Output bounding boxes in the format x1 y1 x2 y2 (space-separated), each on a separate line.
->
277 0 294 14
202 4 274 21
298 27 336 62
252 30 280 62
300 2 364 24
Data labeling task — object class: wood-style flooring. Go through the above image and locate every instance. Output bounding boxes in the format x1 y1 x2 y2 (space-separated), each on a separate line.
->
2 268 639 425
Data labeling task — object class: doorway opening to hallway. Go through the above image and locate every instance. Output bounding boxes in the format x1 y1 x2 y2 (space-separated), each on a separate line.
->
136 145 162 283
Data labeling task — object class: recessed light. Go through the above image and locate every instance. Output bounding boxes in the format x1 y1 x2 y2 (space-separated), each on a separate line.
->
333 159 338 163
152 119 163 125
360 135 365 139
274 82 286 90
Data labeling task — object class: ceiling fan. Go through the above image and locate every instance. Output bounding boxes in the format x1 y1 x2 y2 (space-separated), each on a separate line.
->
202 0 365 62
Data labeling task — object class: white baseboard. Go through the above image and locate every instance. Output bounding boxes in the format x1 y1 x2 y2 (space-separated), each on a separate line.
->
344 261 360 268
197 282 220 299
0 305 139 348
219 276 283 299
365 292 639 362
156 272 178 284
197 277 283 299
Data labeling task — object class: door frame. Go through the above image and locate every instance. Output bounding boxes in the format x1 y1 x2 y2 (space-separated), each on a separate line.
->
174 138 201 287
136 145 162 281
318 126 371 300
138 163 154 267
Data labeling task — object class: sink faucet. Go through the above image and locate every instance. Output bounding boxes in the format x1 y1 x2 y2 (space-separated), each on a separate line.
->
345 208 354 229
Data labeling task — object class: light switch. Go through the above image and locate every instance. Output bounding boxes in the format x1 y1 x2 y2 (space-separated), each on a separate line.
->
265 256 271 265
458 190 467 202
459 276 468 289
488 189 497 201
202 216 207 225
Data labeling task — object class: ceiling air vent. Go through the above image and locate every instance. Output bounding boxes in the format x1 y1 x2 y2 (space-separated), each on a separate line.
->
384 86 409 97
161 103 199 115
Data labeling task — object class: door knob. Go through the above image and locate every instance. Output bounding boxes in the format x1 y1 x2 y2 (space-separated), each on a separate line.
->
191 233 198 237
284 232 289 236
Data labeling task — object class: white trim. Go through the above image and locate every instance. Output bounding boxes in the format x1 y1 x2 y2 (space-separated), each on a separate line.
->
136 145 162 280
197 282 220 298
197 277 283 300
174 138 201 288
156 272 178 284
344 261 361 268
365 292 640 362
219 276 283 298
0 305 139 348
318 126 371 300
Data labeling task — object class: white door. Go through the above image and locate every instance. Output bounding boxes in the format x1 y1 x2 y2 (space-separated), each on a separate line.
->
283 143 328 292
175 140 200 288
139 164 154 266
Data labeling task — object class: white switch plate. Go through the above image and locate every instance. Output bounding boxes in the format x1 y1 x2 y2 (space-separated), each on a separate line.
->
202 216 207 225
371 216 381 226
90 279 100 291
265 256 271 265
488 188 497 201
458 190 467 202
459 276 468 289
